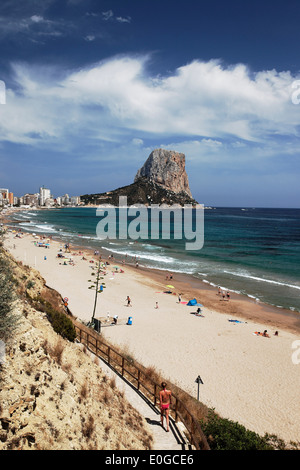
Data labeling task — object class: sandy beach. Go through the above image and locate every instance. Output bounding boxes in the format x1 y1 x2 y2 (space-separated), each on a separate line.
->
3 228 300 443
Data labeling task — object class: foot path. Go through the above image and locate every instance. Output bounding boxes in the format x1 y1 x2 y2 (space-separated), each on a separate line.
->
85 347 192 451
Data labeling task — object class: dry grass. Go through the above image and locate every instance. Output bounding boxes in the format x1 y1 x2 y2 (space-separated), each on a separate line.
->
50 339 64 365
81 414 95 440
79 382 88 401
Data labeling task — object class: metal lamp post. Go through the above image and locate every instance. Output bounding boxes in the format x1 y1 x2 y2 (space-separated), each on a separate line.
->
195 375 204 401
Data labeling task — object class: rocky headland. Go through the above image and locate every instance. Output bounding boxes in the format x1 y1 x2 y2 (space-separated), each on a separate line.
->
81 149 198 206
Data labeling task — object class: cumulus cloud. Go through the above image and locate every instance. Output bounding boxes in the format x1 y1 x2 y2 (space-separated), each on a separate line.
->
1 56 299 154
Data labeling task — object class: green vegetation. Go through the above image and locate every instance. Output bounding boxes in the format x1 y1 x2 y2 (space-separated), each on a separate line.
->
201 409 299 450
29 295 76 342
0 231 19 343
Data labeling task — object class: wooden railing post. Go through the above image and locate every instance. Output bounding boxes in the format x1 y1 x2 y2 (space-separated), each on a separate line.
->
174 397 179 422
137 370 141 390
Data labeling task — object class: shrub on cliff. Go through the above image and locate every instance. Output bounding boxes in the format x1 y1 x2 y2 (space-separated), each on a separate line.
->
201 409 288 450
0 233 19 343
31 296 76 342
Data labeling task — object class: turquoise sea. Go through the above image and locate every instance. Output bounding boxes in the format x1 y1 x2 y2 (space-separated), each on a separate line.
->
8 206 300 313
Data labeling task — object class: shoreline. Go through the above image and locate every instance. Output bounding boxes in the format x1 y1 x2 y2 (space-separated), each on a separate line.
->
3 206 300 324
51 235 300 336
3 208 300 333
135 264 300 336
3 227 300 443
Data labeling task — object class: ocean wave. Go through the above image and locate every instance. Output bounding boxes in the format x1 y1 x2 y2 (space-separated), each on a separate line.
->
101 245 199 274
102 246 175 264
14 214 31 219
20 222 57 233
223 270 300 290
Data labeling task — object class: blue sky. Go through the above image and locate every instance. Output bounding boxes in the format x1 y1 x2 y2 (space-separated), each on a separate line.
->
0 0 300 207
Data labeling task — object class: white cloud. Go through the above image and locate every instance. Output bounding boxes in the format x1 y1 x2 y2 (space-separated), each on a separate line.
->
1 56 299 159
0 14 67 40
30 15 44 23
102 10 114 21
84 34 95 42
101 10 131 23
116 16 131 24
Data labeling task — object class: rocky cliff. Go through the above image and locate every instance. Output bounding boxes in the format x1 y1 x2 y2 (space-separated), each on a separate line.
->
0 251 153 450
134 149 192 198
81 149 197 206
81 177 197 207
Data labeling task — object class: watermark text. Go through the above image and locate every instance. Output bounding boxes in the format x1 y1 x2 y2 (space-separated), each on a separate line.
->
96 197 204 251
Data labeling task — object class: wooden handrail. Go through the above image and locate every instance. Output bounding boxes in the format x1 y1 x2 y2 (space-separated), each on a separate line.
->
72 322 210 450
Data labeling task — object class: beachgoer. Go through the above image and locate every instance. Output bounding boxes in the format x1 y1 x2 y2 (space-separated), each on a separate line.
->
159 382 172 432
126 296 132 307
274 331 279 336
226 291 230 300
155 302 159 309
222 292 225 300
113 315 118 325
178 294 181 303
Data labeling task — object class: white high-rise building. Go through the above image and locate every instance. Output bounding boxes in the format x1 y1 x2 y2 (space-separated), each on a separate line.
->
39 186 51 206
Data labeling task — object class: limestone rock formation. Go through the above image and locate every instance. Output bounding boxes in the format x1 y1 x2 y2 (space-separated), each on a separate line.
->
81 148 198 206
134 149 192 198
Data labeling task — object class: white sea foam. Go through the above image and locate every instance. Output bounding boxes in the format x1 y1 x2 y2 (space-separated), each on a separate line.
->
102 246 175 264
19 222 57 233
224 270 300 290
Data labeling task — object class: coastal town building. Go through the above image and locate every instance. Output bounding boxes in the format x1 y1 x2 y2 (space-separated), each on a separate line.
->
23 193 39 207
0 184 82 208
39 186 51 206
0 188 11 207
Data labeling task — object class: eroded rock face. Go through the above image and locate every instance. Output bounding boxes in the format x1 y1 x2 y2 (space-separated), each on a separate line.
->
134 149 192 198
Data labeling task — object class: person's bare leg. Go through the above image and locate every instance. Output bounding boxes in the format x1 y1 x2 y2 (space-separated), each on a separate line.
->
166 409 170 431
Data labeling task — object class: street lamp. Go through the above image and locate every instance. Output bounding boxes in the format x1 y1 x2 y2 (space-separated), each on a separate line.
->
195 375 204 401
